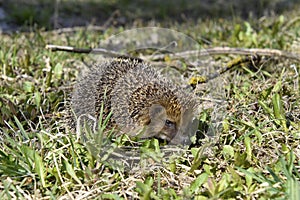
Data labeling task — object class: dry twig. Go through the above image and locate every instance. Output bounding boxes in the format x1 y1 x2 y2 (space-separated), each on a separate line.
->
45 44 125 57
144 47 300 62
46 45 300 62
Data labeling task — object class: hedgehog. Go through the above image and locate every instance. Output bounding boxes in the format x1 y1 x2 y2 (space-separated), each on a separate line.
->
71 57 199 145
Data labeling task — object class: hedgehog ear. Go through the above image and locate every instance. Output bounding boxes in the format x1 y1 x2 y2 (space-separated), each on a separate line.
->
149 104 166 120
148 104 167 127
142 104 167 138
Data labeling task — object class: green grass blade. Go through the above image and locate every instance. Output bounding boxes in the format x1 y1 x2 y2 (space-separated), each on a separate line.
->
13 116 29 140
34 151 46 188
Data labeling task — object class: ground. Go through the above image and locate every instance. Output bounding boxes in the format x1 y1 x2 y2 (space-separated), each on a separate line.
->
0 0 300 199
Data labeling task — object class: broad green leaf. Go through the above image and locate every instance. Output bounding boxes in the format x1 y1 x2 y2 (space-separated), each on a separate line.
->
63 160 82 184
190 173 208 193
272 93 285 120
287 178 300 200
23 81 34 93
203 164 212 176
222 145 235 158
53 63 63 79
34 91 41 108
272 80 282 93
101 193 123 200
34 151 46 187
135 181 153 200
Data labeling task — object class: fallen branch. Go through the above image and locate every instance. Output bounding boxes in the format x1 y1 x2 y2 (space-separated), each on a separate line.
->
45 44 126 57
46 44 300 62
188 55 261 87
144 47 300 62
48 25 105 34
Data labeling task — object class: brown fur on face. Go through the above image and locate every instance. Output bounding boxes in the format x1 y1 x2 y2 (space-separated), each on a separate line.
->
126 83 184 141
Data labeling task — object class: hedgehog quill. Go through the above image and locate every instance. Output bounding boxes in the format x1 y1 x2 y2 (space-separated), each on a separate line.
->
72 58 199 145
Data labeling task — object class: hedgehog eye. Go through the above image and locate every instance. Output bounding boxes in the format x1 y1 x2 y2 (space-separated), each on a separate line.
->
165 119 175 128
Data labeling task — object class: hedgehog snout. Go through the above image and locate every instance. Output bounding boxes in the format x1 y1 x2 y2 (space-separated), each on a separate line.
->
158 119 178 140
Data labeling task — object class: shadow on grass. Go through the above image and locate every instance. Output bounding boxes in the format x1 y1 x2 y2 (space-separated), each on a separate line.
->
2 0 300 31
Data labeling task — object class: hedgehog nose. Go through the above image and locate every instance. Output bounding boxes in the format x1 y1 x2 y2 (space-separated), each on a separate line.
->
169 133 191 146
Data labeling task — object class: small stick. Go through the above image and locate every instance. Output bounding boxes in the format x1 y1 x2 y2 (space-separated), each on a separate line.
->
45 44 126 57
48 25 105 34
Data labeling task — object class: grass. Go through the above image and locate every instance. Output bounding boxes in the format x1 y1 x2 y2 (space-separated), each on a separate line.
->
0 1 300 199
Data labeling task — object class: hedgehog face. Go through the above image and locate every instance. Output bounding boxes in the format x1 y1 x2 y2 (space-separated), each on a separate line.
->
141 104 181 142
152 102 199 145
